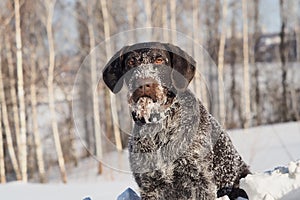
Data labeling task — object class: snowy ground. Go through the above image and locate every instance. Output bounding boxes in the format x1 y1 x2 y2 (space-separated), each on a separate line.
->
0 122 299 199
229 122 300 172
240 160 300 199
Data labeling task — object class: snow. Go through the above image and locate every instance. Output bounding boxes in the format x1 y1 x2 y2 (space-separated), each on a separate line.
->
0 122 299 199
0 181 133 200
282 188 300 199
229 122 300 172
230 122 300 199
240 160 300 199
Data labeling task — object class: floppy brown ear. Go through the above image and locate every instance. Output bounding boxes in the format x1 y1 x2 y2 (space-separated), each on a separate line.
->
164 43 196 91
102 46 128 93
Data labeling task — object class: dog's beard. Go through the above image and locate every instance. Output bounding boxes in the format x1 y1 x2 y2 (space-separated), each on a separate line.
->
128 84 177 125
126 64 176 125
130 95 167 125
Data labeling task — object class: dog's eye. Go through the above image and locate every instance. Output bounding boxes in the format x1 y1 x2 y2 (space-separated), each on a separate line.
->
154 57 164 65
127 59 135 66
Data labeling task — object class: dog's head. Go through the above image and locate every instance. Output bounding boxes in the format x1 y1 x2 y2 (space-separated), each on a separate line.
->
102 42 196 125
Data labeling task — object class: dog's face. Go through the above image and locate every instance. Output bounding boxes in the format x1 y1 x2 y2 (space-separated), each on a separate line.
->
103 42 196 125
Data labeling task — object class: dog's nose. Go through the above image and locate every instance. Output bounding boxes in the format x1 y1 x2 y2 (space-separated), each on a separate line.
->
137 83 153 93
132 78 159 102
134 78 157 93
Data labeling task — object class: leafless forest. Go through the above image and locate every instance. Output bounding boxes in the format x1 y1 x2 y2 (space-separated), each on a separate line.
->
0 0 299 183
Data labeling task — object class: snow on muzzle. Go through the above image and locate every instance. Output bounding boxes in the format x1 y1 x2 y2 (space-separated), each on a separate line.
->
125 64 177 125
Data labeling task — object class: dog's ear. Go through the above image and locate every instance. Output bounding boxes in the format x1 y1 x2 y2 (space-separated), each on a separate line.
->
102 46 128 93
164 43 196 91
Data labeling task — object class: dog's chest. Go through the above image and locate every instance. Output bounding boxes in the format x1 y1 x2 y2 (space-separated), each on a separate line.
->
129 92 203 174
154 148 176 182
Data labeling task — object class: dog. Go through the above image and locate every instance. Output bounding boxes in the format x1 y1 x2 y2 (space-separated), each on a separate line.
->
103 42 250 199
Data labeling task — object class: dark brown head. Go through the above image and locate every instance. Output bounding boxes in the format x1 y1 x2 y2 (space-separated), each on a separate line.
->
102 42 196 125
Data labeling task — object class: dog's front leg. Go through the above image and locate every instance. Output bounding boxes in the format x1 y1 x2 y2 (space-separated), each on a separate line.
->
133 171 168 200
172 157 217 200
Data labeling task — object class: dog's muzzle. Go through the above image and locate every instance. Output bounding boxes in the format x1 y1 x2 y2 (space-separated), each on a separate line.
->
126 65 175 125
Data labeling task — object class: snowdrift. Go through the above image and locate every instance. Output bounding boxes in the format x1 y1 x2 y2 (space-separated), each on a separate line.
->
240 160 300 199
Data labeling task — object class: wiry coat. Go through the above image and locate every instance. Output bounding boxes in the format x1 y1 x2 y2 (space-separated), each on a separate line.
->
129 90 249 199
102 42 250 200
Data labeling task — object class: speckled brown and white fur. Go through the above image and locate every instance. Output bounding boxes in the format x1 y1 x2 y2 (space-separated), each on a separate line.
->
129 90 249 199
102 42 250 200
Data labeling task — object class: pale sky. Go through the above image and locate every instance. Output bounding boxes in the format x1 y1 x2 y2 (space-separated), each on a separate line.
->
260 0 281 33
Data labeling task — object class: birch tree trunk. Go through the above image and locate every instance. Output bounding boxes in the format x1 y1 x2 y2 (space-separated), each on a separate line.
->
229 7 240 127
217 0 228 126
162 0 169 42
290 85 300 121
46 0 67 183
127 0 134 30
75 2 94 156
296 25 300 62
170 0 177 43
100 0 123 153
126 0 135 43
14 0 27 182
279 0 288 122
0 51 21 181
242 0 251 128
192 0 207 108
0 107 5 183
0 46 6 184
205 0 221 116
30 51 46 183
144 0 152 40
87 1 103 175
5 35 21 158
253 0 261 125
144 0 151 27
192 0 199 93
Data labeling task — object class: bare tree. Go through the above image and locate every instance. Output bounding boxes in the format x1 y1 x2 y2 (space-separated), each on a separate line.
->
100 0 123 154
217 0 228 126
45 0 67 183
204 0 221 116
296 24 300 62
0 108 5 183
14 0 28 182
252 0 261 125
0 43 6 184
170 0 177 43
242 0 251 128
87 0 104 174
205 0 221 65
75 2 95 156
126 0 136 43
127 0 134 30
0 49 21 181
193 0 200 95
279 0 288 122
144 0 152 40
228 3 243 128
5 34 21 159
162 0 169 42
193 0 208 108
144 0 152 28
295 0 300 62
290 84 300 121
99 1 113 152
29 44 46 183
